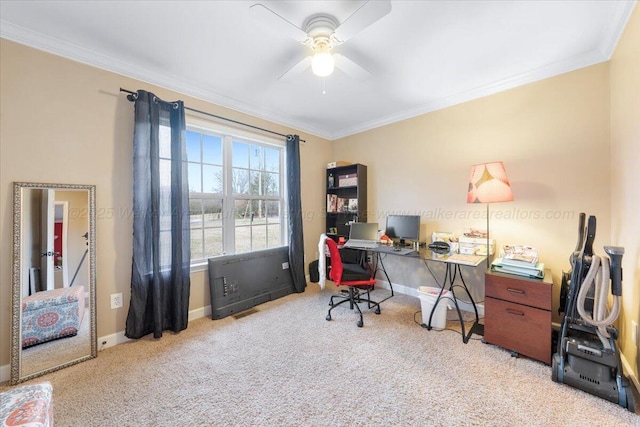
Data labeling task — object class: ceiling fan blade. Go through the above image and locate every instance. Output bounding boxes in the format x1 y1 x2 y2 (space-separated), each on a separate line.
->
249 3 310 44
334 54 370 79
331 0 392 45
278 56 312 81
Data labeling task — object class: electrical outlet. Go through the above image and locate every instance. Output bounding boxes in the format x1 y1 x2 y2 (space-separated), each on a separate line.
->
110 293 123 309
633 321 639 346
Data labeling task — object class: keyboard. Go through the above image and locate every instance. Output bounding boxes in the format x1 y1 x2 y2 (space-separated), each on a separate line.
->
342 239 379 249
394 248 418 255
374 246 417 255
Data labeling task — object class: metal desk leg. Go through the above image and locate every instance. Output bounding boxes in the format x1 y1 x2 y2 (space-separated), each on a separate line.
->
447 264 470 342
426 262 452 331
452 263 484 343
427 263 483 344
453 264 479 321
373 252 394 302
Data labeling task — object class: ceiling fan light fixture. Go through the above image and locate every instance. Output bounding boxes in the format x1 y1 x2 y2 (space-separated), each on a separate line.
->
312 52 335 77
251 2 391 81
311 39 335 77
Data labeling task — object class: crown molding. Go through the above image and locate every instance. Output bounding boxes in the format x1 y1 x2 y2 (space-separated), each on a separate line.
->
332 2 637 141
0 20 331 140
3 1 635 142
598 1 637 59
330 49 610 140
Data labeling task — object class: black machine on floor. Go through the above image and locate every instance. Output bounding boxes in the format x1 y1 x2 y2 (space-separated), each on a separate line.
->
553 213 635 412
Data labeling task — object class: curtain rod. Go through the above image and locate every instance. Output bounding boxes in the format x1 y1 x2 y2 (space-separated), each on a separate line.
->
119 88 305 143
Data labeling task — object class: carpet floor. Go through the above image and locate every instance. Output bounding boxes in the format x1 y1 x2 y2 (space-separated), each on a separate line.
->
2 282 638 426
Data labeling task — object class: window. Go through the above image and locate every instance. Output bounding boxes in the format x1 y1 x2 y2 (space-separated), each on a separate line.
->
186 127 286 265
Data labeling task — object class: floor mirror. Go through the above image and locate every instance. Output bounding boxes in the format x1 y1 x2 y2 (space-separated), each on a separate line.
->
11 182 97 384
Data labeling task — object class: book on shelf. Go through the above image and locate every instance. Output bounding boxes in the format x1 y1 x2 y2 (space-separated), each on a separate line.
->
326 195 358 213
326 194 337 213
501 245 539 265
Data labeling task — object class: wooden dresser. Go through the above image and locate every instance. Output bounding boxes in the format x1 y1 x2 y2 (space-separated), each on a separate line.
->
484 270 553 364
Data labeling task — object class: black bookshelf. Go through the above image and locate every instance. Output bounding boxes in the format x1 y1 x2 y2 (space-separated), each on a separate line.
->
325 163 367 240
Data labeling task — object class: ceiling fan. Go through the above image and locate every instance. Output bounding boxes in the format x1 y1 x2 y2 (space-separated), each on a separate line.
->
249 1 392 81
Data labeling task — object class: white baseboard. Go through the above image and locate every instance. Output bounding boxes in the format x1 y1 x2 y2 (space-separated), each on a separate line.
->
188 305 211 322
375 279 485 316
1 363 10 383
0 306 216 382
98 305 212 351
97 330 131 351
620 351 639 394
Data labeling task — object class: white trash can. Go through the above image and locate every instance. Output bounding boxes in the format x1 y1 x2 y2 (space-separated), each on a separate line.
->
417 286 450 330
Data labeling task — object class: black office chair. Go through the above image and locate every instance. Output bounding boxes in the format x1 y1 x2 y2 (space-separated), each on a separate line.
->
325 238 381 327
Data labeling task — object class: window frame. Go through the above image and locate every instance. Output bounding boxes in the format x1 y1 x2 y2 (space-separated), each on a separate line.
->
186 122 287 271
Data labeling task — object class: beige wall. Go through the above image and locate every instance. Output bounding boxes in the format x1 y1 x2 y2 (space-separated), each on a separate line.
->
334 63 611 317
332 6 639 385
610 5 640 385
0 39 333 369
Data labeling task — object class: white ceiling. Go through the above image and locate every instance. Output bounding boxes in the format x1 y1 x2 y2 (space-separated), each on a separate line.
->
0 1 635 140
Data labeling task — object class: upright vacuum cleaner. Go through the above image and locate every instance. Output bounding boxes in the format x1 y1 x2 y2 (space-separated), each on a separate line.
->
553 214 635 412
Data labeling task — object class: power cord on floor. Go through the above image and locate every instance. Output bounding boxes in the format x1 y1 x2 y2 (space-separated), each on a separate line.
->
413 310 485 341
413 310 455 333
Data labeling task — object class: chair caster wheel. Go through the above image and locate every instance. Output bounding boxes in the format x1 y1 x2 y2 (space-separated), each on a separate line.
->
326 314 332 321
375 307 381 315
357 320 363 328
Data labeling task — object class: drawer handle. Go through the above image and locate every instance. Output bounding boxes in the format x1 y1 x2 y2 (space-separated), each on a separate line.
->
506 288 525 295
506 308 525 316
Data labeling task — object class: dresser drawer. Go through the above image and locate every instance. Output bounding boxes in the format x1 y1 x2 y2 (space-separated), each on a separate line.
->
485 272 551 311
484 296 552 364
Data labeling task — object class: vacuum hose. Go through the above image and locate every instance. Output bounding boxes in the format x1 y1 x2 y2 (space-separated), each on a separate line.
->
576 254 620 349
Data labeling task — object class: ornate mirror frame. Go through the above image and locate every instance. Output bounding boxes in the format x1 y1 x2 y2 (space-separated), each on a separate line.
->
11 182 97 384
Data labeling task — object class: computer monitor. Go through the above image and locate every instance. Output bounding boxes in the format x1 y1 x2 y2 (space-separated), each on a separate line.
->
385 215 420 245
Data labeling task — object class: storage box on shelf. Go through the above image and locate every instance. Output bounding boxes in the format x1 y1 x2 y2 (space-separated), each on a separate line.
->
337 173 358 187
327 160 351 169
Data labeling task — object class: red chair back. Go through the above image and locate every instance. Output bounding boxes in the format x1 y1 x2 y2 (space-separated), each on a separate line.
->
325 238 344 285
325 238 376 287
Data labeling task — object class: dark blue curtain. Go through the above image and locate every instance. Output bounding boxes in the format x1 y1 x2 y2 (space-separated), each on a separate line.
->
126 90 191 339
286 135 307 293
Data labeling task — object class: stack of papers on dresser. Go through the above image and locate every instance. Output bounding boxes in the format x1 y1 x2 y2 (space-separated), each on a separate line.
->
491 245 544 278
501 245 539 266
491 259 544 278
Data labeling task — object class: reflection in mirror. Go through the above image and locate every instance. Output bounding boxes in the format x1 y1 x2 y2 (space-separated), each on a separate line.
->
11 182 96 384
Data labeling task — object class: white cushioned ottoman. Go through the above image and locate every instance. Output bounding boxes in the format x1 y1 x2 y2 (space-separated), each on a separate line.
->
22 286 85 348
0 382 54 427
